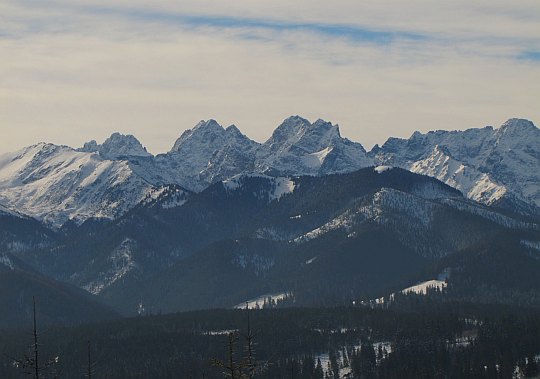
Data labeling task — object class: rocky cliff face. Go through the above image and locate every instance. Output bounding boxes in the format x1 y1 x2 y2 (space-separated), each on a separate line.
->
373 118 540 216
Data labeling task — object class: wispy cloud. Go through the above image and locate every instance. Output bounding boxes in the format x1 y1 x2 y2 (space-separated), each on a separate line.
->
519 51 540 62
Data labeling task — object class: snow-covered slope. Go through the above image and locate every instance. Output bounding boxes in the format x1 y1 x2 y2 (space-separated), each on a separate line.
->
256 116 372 175
0 143 154 226
373 118 540 215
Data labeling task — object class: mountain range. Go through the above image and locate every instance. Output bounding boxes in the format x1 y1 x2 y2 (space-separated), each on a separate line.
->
0 116 539 324
1 116 538 228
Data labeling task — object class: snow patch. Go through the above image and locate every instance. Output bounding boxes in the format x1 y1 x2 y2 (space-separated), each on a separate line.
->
222 178 241 191
402 280 447 295
204 329 239 336
223 175 295 202
374 165 392 174
521 239 540 251
302 147 333 169
83 238 138 294
271 177 295 201
234 292 289 309
368 271 449 305
0 254 15 270
521 240 540 260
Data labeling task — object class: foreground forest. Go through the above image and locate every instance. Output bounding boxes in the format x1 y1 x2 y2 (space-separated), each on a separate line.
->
0 295 539 378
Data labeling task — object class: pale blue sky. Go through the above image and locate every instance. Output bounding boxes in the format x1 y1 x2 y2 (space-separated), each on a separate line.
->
1 0 539 154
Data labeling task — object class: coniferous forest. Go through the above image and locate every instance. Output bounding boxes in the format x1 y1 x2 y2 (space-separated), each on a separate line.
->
1 295 539 378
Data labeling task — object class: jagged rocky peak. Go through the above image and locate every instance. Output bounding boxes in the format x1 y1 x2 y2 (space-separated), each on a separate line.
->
499 118 536 131
264 116 343 149
98 132 152 159
170 119 225 152
265 116 311 146
225 124 245 138
496 118 538 141
192 119 223 134
78 133 151 159
310 119 346 145
78 140 99 153
255 116 371 176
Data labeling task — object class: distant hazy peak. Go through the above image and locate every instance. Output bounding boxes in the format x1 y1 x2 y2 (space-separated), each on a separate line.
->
77 133 151 159
78 140 99 153
225 124 243 136
499 118 536 130
193 119 222 130
267 116 312 143
495 118 538 139
169 120 226 152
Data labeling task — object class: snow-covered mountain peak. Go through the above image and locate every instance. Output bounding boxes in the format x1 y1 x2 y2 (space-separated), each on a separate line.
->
498 118 536 132
77 133 151 159
409 130 423 139
79 140 99 153
495 118 538 145
255 116 371 176
169 120 226 153
194 119 222 131
267 116 340 146
158 120 261 190
0 142 155 226
98 132 151 160
266 115 312 146
312 118 337 130
225 124 244 137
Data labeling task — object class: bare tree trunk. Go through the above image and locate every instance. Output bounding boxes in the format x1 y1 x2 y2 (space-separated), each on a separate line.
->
33 296 39 379
87 341 92 379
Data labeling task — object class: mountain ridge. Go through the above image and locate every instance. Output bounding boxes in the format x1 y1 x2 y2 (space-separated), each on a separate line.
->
0 116 538 226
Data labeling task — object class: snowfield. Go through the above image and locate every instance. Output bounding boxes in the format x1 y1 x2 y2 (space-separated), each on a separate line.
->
234 292 289 309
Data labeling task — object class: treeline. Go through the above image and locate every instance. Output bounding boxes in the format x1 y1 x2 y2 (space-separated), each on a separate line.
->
0 301 539 378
